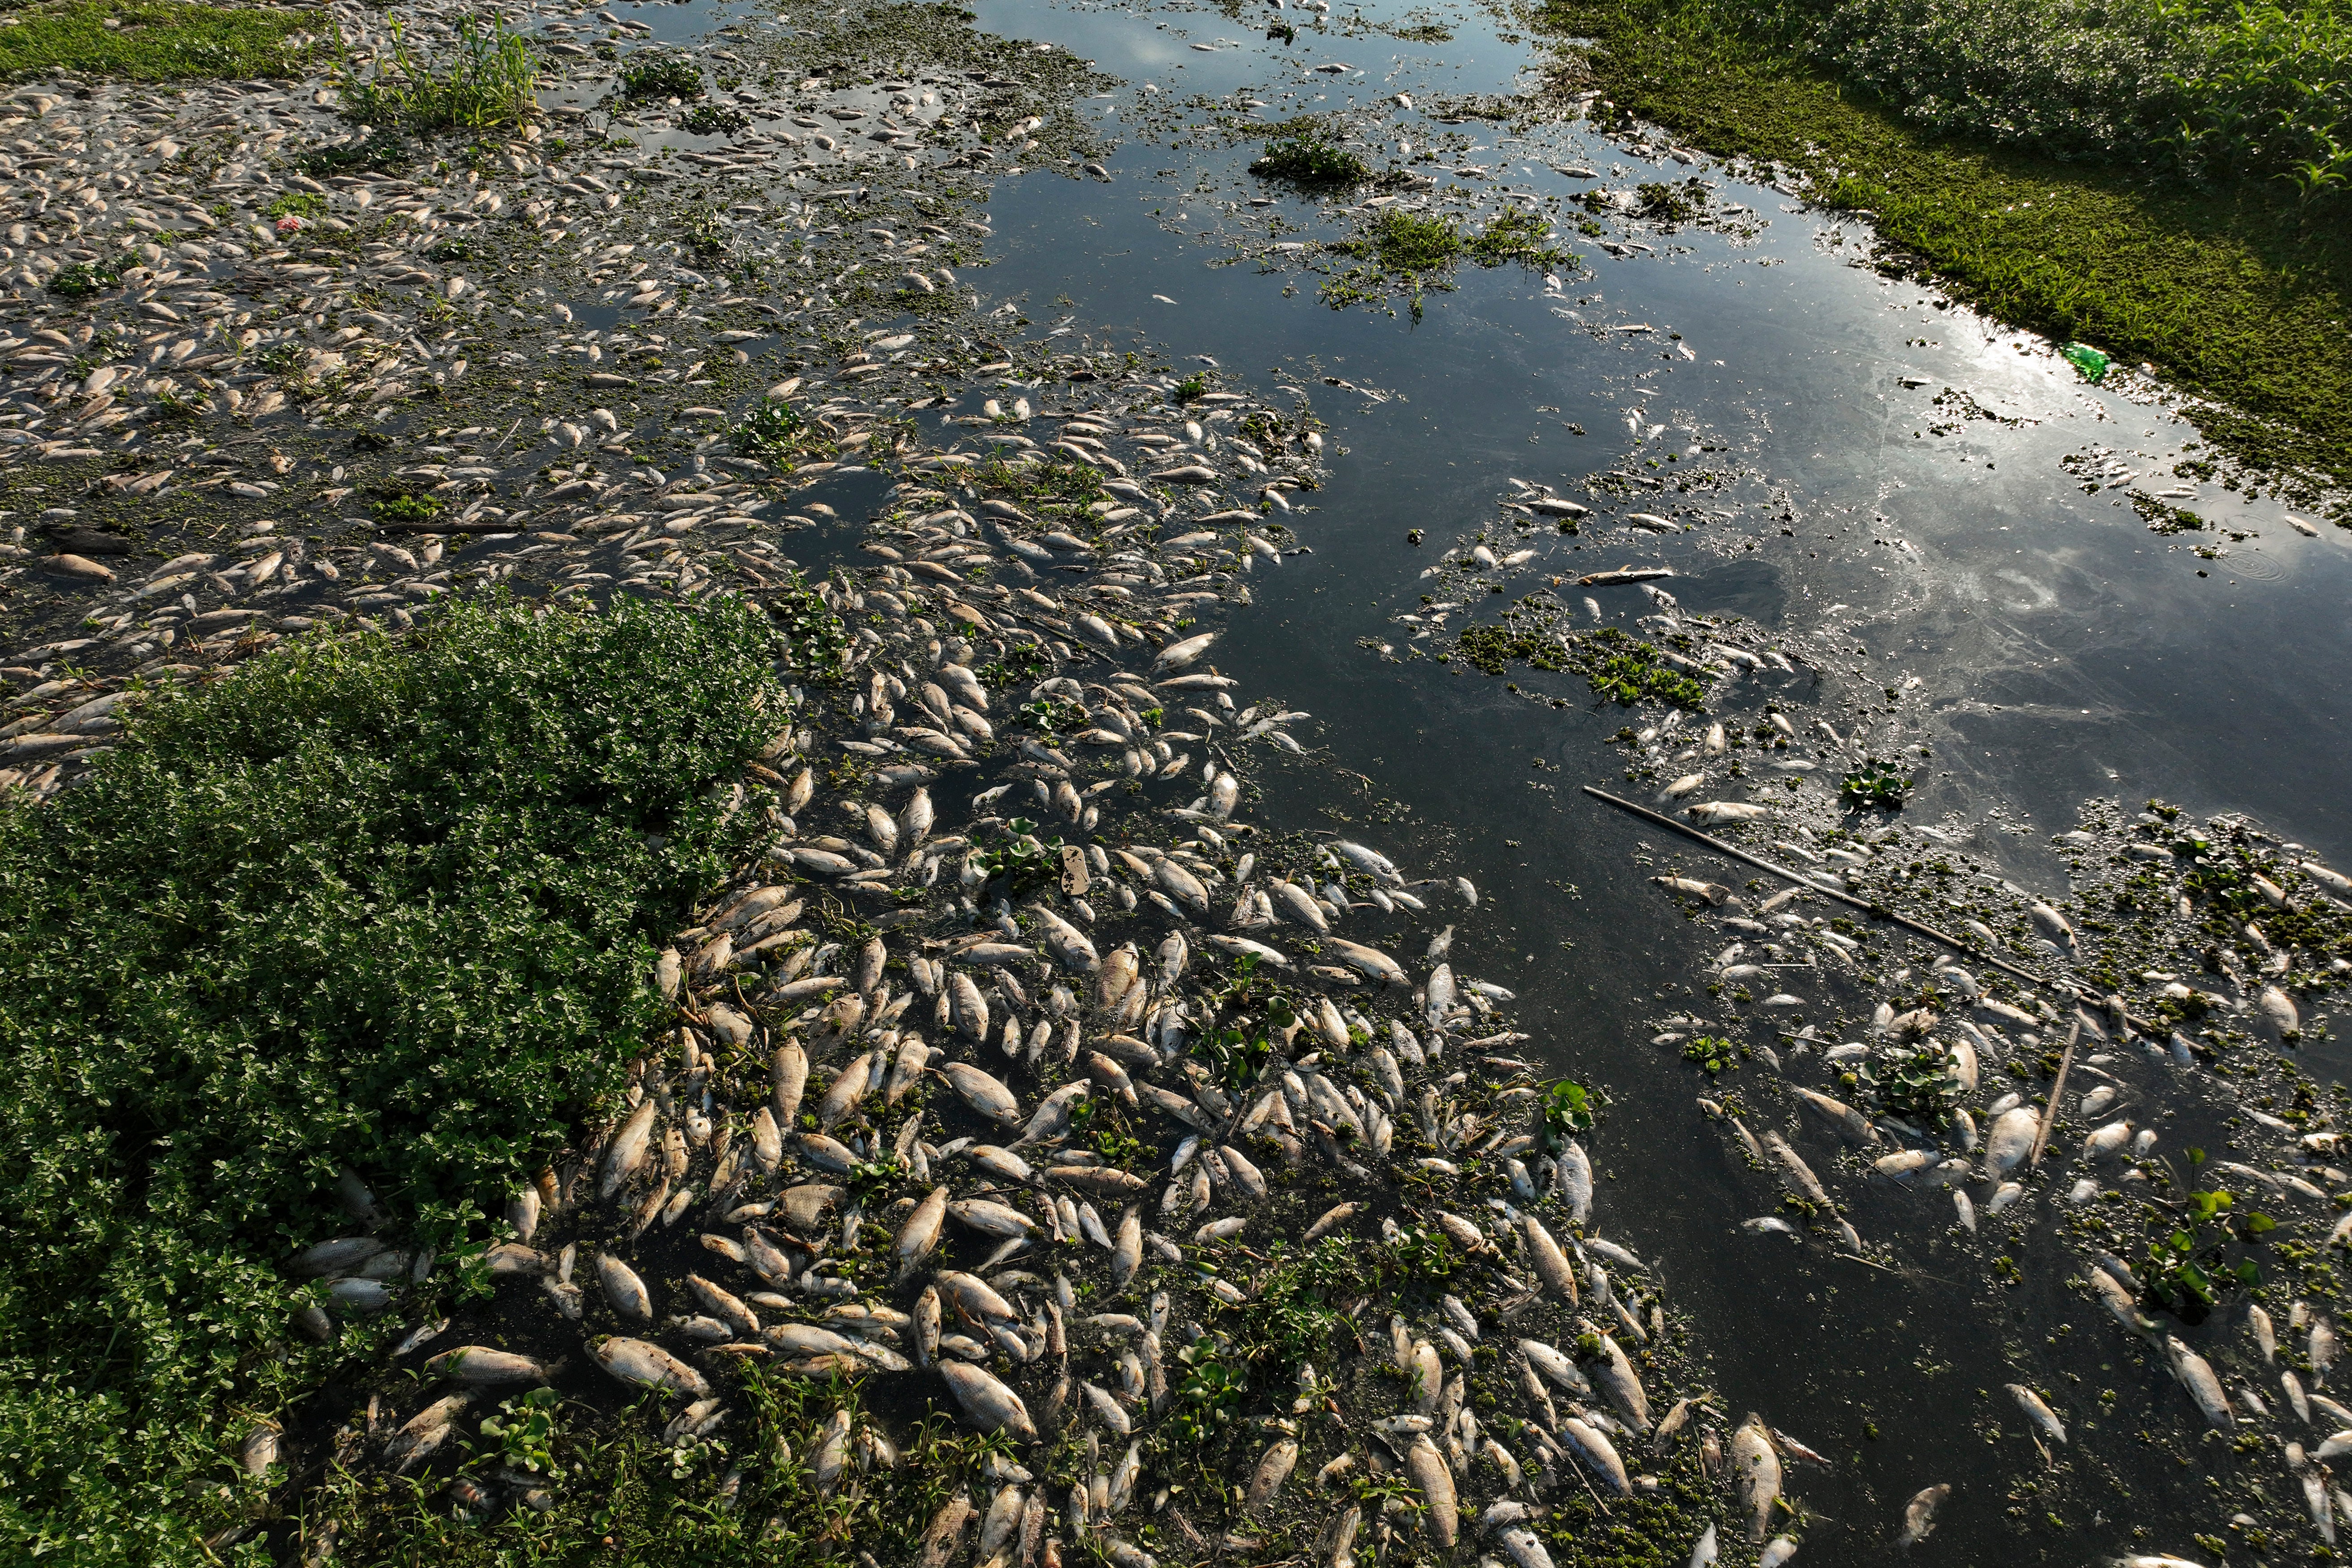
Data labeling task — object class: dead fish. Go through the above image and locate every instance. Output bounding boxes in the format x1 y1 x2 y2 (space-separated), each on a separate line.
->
1403 1433 1458 1546
1895 1483 1950 1547
2006 1384 2065 1443
1592 1334 1651 1433
1519 1338 1590 1397
422 1345 546 1386
898 1186 950 1276
593 1336 710 1398
1985 1106 2041 1175
1245 1438 1299 1511
941 1360 1038 1438
600 1098 660 1200
941 1061 1022 1126
384 1394 470 1474
774 1041 810 1127
1793 1086 1873 1144
1560 1415 1632 1494
2165 1336 2236 1430
1522 1215 1579 1303
1732 1414 1781 1540
596 1254 654 1323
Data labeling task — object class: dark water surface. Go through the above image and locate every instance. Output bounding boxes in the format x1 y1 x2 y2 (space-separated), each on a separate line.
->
895 0 2351 1561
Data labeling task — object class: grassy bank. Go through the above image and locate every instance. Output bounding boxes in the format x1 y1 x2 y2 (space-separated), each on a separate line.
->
0 597 782 1564
1538 0 2352 491
0 0 327 82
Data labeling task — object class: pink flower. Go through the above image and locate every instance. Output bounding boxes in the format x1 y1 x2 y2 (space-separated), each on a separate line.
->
276 215 305 234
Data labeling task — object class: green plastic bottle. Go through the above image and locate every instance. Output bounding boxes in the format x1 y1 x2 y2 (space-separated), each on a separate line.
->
2060 342 2110 383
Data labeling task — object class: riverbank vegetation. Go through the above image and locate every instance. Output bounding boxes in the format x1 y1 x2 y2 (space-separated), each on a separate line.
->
0 597 783 1563
1538 0 2352 492
0 0 325 81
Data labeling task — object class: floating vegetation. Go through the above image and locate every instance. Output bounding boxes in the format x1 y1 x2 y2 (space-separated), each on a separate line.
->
619 51 706 100
682 101 751 135
1840 756 1914 809
734 397 835 467
291 128 409 177
46 253 137 298
1249 120 1372 183
1455 612 1711 710
1320 206 1571 314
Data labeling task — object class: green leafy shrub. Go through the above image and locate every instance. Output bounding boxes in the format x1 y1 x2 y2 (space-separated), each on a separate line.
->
0 595 784 1563
1674 0 2351 192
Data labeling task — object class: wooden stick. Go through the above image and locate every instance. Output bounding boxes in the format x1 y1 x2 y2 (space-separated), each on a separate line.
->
1581 786 2160 1036
2030 1021 2082 1171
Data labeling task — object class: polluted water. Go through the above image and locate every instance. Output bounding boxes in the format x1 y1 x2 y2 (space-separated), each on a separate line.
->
1 0 2350 1562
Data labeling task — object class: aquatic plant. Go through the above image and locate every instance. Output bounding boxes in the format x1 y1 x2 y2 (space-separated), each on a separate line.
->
372 490 443 524
1250 122 1372 183
1542 1077 1598 1142
735 396 835 468
620 51 706 100
341 15 540 133
1323 207 1571 314
2143 1154 2273 1320
1684 1033 1741 1073
1857 1040 1965 1124
682 101 751 135
47 253 137 298
969 816 1066 897
292 129 409 177
1841 756 1914 808
0 596 785 1563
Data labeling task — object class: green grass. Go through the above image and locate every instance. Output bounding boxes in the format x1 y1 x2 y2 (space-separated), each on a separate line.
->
1542 0 2352 488
0 596 784 1565
1708 0 2352 194
0 0 325 82
340 13 539 134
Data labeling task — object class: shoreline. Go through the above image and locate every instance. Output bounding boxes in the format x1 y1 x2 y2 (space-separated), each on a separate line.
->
1527 0 2352 507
